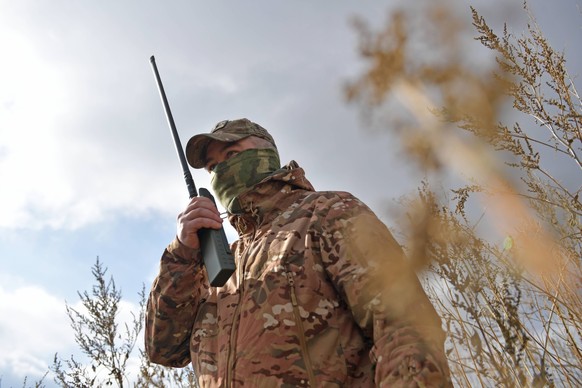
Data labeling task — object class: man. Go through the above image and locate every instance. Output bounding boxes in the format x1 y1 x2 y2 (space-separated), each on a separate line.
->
145 118 452 387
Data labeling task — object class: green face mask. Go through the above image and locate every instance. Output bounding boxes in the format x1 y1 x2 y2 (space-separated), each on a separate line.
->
210 148 281 213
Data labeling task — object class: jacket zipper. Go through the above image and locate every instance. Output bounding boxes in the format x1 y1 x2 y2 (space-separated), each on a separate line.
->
225 233 254 387
225 299 242 387
285 268 316 386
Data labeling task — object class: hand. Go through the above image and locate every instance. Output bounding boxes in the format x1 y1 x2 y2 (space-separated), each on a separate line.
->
177 196 223 249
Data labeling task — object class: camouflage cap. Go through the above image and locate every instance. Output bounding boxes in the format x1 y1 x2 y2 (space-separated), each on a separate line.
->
186 118 277 169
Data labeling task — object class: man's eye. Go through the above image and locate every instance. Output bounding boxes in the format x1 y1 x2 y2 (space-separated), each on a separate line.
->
225 150 239 159
207 164 216 172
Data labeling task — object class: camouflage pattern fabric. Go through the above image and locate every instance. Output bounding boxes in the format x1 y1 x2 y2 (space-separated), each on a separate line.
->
145 161 452 387
210 147 280 213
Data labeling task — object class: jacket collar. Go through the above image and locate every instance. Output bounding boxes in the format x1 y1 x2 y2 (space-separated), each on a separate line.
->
228 161 315 235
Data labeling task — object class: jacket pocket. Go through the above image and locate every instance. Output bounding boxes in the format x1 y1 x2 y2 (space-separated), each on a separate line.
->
285 265 317 386
284 262 352 386
190 301 220 376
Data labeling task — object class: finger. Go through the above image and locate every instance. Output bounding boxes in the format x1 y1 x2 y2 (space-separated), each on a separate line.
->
179 206 223 224
182 217 223 232
178 218 222 248
183 197 220 216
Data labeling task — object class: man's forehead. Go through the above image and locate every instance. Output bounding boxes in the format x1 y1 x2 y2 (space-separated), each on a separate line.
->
206 139 230 153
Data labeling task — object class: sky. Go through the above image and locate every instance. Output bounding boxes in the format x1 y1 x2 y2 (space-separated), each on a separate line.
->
0 0 579 386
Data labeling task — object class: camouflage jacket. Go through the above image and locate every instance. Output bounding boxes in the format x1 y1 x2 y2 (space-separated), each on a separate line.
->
145 162 452 387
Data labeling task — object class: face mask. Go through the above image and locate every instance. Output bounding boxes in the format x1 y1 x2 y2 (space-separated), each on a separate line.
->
210 148 281 213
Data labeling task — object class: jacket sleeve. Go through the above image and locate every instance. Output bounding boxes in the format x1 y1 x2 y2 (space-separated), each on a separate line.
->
144 237 210 367
319 193 452 387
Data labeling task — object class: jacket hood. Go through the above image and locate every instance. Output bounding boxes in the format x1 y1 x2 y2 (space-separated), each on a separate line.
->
228 160 315 235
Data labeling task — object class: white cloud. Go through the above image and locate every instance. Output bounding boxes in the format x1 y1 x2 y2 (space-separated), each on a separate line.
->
0 30 73 229
0 280 145 386
0 28 185 230
0 283 74 381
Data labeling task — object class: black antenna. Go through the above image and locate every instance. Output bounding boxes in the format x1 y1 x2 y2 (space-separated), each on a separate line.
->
149 55 235 287
150 55 197 199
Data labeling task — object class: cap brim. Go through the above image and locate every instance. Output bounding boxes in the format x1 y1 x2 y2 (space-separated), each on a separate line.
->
186 132 250 169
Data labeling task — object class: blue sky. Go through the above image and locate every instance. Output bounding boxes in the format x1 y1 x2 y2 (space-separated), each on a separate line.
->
0 0 579 386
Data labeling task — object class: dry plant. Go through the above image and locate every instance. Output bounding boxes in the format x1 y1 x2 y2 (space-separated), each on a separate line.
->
346 1 581 386
136 351 199 388
50 258 199 388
